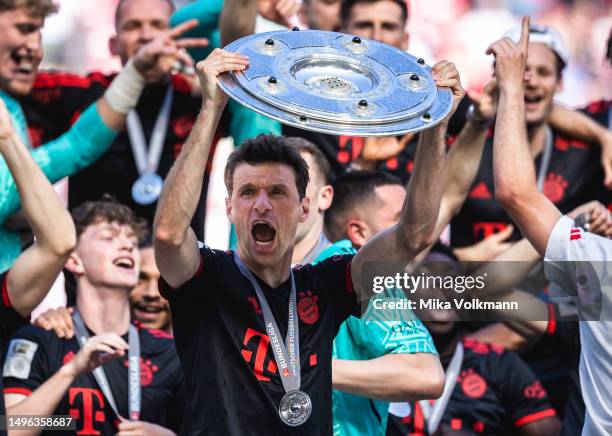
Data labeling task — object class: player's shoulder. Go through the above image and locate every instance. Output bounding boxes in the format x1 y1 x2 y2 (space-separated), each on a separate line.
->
33 70 112 89
582 99 611 115
170 73 195 95
7 323 62 350
138 325 177 355
462 337 507 360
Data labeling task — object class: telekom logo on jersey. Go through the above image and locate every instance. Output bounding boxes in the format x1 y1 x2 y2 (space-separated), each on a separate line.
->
68 387 107 435
241 328 318 382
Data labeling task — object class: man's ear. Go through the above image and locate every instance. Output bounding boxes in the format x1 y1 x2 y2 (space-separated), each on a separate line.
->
65 252 84 277
347 219 369 248
318 185 334 212
556 75 564 93
225 197 234 224
109 35 119 57
299 196 310 223
402 31 410 51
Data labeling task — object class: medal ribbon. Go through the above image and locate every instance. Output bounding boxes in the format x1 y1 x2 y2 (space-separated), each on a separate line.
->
536 126 553 192
72 311 142 421
234 253 301 393
418 341 464 434
126 84 173 176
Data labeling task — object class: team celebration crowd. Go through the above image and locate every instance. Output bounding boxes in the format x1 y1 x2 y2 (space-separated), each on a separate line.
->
0 0 611 435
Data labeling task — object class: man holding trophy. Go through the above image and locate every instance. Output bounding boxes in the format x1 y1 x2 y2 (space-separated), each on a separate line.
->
153 20 464 431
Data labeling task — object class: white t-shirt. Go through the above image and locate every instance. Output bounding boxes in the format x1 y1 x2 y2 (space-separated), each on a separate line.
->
544 215 612 436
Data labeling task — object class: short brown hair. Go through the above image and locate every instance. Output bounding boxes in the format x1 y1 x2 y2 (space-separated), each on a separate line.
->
0 0 58 17
340 0 409 27
225 134 310 200
71 195 149 243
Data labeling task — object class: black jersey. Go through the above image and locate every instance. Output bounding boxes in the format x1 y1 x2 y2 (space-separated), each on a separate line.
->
159 247 358 435
0 273 28 434
3 322 184 435
451 128 603 247
387 338 557 436
22 71 223 236
581 100 612 211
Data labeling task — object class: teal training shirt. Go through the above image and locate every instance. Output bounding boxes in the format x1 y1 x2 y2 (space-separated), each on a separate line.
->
0 96 117 272
314 240 437 436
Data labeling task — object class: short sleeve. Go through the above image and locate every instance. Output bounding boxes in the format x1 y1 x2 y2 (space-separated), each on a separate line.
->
3 326 52 397
544 215 612 320
158 245 224 304
360 287 437 355
308 254 358 331
0 273 28 342
492 350 557 428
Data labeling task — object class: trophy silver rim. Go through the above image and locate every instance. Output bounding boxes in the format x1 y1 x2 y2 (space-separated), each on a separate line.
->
218 30 452 137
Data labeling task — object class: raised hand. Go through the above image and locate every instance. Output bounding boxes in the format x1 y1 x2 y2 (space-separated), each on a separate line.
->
486 16 530 91
132 19 209 83
63 333 129 377
467 79 499 123
568 200 612 238
258 0 300 28
195 48 250 108
431 60 465 120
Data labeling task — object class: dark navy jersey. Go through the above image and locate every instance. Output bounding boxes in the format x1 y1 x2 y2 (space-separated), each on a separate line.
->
159 247 358 435
387 338 557 436
451 128 603 247
3 321 184 435
0 273 28 435
581 100 612 212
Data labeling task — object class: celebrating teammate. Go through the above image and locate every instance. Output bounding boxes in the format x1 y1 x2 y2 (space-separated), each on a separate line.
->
490 16 612 435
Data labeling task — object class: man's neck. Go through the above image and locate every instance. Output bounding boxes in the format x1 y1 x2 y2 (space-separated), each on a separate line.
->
432 329 462 363
292 218 325 264
527 122 549 157
238 248 293 289
76 282 131 336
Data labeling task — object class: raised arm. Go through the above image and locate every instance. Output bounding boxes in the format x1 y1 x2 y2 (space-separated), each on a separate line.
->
220 0 299 46
351 61 464 293
489 16 561 256
0 20 207 226
154 49 249 288
0 100 75 317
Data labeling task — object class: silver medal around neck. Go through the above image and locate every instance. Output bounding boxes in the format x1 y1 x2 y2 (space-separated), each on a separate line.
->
218 29 452 136
132 173 163 205
279 390 312 427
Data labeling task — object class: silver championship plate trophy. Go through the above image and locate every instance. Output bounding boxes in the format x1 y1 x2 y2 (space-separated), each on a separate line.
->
218 28 452 136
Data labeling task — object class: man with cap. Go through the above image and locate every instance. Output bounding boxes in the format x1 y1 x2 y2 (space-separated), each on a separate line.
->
449 20 607 250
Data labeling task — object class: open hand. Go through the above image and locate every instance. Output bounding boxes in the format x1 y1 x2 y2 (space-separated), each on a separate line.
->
132 19 209 83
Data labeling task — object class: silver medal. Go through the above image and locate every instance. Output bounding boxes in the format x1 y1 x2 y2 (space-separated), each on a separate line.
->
131 173 163 205
279 390 312 427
